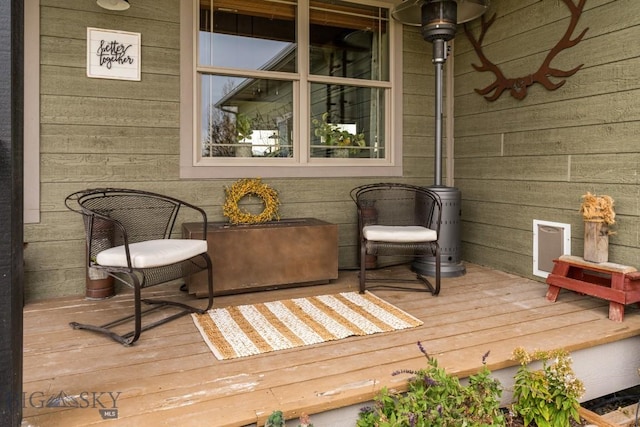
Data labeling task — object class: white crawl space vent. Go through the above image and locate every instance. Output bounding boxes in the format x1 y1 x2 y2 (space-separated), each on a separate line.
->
533 220 571 278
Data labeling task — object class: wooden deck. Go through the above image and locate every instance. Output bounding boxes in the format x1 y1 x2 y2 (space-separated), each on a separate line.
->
22 263 640 427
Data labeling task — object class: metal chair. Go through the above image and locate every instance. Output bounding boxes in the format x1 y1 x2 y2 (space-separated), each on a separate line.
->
65 188 214 345
350 183 442 295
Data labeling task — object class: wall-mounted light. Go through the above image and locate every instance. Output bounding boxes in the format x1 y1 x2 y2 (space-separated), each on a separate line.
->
97 0 130 11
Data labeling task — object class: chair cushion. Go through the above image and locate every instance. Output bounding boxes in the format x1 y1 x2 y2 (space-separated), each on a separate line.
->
363 225 437 243
96 239 208 268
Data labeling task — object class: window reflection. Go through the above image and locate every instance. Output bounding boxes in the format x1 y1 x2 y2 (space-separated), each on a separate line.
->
199 0 297 71
310 84 385 159
201 75 294 158
196 0 390 163
309 0 388 81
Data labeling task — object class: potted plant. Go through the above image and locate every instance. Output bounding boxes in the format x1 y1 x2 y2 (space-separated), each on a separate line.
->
235 113 254 157
358 343 604 426
510 346 585 427
312 112 365 157
264 410 314 427
579 192 615 262
357 342 504 426
265 410 284 427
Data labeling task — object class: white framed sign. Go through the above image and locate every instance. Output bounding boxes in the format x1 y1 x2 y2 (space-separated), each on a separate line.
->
87 27 141 81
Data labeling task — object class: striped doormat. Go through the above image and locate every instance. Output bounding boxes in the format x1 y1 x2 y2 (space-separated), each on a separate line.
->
192 291 423 360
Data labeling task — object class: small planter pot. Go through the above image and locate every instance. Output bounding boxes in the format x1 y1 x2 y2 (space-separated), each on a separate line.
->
235 142 253 157
331 147 350 158
85 218 115 299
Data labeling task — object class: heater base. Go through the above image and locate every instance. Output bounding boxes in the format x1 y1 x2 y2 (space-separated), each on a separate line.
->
412 259 466 278
412 185 466 278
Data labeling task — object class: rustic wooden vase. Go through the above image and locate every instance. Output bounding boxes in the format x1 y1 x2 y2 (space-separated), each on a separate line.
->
583 220 608 263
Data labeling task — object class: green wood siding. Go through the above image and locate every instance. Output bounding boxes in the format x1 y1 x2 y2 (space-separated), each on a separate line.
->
26 0 635 301
24 0 430 301
454 0 640 278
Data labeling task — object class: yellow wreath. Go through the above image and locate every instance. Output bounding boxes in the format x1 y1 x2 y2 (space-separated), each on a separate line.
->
223 178 280 225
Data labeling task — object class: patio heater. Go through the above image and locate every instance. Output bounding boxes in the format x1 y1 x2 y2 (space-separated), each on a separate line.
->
392 0 489 277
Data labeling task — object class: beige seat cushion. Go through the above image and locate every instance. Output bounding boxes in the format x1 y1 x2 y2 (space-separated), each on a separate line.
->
363 225 437 243
96 239 208 268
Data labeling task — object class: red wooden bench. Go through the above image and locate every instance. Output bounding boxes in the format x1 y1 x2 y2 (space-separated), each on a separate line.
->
546 255 640 321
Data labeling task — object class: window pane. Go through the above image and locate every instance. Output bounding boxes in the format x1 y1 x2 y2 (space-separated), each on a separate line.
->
199 0 297 72
310 83 385 159
309 0 389 81
201 75 294 158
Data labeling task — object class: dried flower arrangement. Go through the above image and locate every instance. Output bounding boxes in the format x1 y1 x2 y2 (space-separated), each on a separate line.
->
580 192 615 262
579 192 615 225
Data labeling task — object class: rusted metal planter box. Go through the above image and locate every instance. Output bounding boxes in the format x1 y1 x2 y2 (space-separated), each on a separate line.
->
181 218 338 297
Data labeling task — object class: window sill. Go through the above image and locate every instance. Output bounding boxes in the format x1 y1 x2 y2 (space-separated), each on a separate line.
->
179 163 403 179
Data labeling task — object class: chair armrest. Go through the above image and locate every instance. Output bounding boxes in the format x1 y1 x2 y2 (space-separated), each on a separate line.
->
174 198 208 240
86 212 132 268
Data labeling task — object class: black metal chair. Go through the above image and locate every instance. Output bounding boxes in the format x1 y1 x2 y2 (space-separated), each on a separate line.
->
350 183 442 295
65 188 214 345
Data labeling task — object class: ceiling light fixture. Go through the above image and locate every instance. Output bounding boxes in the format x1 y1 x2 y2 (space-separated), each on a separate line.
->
97 0 130 11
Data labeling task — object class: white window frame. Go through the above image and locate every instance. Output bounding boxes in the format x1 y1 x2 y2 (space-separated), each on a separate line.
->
180 0 403 179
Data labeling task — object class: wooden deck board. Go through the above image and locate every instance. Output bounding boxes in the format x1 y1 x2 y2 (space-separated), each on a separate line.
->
22 263 640 426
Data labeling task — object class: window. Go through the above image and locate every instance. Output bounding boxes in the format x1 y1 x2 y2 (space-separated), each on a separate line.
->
180 0 402 178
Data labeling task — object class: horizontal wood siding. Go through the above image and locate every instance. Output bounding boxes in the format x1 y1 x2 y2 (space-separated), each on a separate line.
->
27 0 638 301
23 0 429 300
453 0 640 279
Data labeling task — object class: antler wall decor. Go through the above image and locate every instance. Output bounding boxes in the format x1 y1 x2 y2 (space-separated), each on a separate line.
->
464 0 589 101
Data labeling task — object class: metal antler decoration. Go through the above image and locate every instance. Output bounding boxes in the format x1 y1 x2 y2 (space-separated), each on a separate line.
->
464 0 589 101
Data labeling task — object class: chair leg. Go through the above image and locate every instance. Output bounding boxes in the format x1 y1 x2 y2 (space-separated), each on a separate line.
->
359 241 367 293
70 263 214 346
204 254 214 311
434 245 441 296
363 244 441 295
69 274 144 345
414 246 441 296
131 279 142 343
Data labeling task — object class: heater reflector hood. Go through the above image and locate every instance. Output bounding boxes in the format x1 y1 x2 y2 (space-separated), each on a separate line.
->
392 0 489 26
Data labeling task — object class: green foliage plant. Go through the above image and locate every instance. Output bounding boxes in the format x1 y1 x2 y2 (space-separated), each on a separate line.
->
312 112 365 153
265 410 285 427
357 342 505 427
236 113 253 142
264 410 315 427
511 347 585 427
